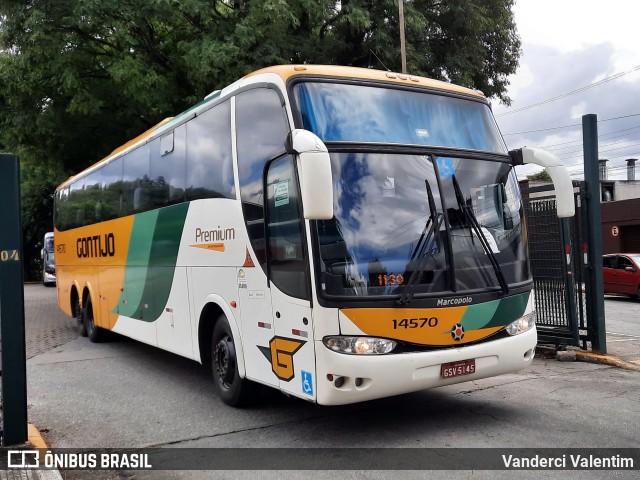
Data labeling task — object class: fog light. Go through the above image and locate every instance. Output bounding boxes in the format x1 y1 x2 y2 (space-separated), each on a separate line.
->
505 311 536 336
324 336 397 355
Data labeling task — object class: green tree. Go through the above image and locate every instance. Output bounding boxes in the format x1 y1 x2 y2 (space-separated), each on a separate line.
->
527 169 552 182
0 0 521 278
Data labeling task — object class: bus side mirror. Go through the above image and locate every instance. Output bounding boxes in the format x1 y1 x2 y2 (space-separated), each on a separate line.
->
286 129 334 220
509 147 575 218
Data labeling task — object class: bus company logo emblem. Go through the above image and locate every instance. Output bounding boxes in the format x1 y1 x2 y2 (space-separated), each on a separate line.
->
451 323 465 341
257 337 305 381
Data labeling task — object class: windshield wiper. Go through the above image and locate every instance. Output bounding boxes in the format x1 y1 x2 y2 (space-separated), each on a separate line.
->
397 180 443 305
450 174 509 295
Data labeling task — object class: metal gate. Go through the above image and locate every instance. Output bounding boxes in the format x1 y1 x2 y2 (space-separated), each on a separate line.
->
522 181 594 348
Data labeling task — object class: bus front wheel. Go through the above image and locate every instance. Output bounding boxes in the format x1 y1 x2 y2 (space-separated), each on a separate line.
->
211 315 254 407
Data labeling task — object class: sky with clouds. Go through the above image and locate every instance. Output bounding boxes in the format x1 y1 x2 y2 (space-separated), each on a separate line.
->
492 0 640 180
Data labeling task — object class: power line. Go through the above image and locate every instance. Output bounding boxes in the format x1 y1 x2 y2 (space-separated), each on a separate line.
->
496 64 640 117
502 123 580 136
541 125 640 150
559 142 640 161
562 155 640 176
549 136 640 157
501 113 640 136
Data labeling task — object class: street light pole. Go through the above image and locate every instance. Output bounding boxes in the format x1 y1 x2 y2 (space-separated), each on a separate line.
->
398 0 407 73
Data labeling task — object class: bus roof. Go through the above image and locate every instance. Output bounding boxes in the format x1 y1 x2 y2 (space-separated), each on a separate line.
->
246 64 485 98
57 65 484 190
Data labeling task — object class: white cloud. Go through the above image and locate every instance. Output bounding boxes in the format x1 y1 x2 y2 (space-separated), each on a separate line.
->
493 1 640 180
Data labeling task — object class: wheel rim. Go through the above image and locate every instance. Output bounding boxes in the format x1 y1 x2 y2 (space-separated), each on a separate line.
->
214 335 236 390
86 301 95 334
74 299 83 329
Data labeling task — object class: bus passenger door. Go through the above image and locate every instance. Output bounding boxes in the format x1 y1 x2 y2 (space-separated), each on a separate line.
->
265 155 316 402
237 265 279 389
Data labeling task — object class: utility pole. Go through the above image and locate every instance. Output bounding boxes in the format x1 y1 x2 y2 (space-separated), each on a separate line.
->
582 114 607 354
398 0 407 73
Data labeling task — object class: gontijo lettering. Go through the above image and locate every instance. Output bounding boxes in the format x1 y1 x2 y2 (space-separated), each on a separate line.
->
76 233 115 258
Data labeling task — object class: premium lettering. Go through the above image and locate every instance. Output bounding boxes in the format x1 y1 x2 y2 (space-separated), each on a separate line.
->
195 226 235 242
76 233 115 258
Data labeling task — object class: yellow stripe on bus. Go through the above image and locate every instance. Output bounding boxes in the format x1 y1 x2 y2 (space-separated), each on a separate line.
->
341 307 501 346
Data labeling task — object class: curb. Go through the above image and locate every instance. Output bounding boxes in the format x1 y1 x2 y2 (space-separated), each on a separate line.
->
574 351 640 372
27 423 64 480
27 423 48 450
537 345 640 372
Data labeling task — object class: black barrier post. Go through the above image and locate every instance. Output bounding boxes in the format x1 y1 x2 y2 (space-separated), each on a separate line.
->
582 114 607 354
0 153 28 445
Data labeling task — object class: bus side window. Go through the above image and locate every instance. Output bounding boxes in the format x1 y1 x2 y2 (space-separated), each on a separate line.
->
186 100 234 201
84 171 102 224
68 179 85 229
122 144 151 215
236 87 290 271
101 158 123 221
55 188 69 231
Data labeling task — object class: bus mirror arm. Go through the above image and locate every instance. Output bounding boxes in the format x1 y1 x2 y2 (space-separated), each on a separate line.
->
509 147 575 218
286 129 334 220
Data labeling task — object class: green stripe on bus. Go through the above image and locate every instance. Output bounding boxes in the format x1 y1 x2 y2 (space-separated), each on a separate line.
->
143 203 190 321
115 203 189 321
460 291 530 330
116 210 159 318
487 291 530 328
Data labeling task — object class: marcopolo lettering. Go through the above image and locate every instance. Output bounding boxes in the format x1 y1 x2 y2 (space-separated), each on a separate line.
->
76 233 116 258
437 296 473 306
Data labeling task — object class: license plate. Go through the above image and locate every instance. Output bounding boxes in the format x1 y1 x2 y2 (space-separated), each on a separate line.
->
440 359 476 379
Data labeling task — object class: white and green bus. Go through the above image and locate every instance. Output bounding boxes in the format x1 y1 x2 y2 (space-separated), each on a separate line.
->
54 65 574 406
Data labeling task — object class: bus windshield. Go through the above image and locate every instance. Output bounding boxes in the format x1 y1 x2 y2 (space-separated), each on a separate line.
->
293 81 507 153
315 153 530 298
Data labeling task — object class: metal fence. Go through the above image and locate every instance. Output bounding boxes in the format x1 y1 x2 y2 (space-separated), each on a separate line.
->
522 182 592 348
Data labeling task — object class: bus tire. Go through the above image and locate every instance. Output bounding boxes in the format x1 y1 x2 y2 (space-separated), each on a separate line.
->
74 296 87 337
211 315 254 407
84 296 104 343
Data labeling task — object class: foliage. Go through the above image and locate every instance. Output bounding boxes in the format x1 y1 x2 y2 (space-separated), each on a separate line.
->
527 169 552 182
0 0 521 278
17 149 66 280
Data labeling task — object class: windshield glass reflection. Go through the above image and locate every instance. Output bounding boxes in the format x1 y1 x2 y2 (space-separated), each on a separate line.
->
294 82 507 154
315 153 530 298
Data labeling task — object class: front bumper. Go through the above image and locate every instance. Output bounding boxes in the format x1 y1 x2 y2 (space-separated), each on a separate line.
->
315 326 537 405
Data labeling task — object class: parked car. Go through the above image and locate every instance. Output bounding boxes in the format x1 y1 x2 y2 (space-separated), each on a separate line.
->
603 253 640 299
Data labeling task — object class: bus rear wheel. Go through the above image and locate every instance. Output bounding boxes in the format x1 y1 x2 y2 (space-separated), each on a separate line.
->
74 296 87 337
84 296 104 343
211 315 255 407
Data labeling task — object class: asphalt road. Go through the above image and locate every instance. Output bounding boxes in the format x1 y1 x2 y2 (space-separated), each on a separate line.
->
603 294 640 337
17 284 640 479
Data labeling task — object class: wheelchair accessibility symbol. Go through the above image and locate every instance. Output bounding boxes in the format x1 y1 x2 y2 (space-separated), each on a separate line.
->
301 370 313 396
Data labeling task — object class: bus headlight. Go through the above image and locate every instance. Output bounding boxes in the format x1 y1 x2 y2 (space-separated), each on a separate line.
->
323 336 397 355
505 311 536 336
